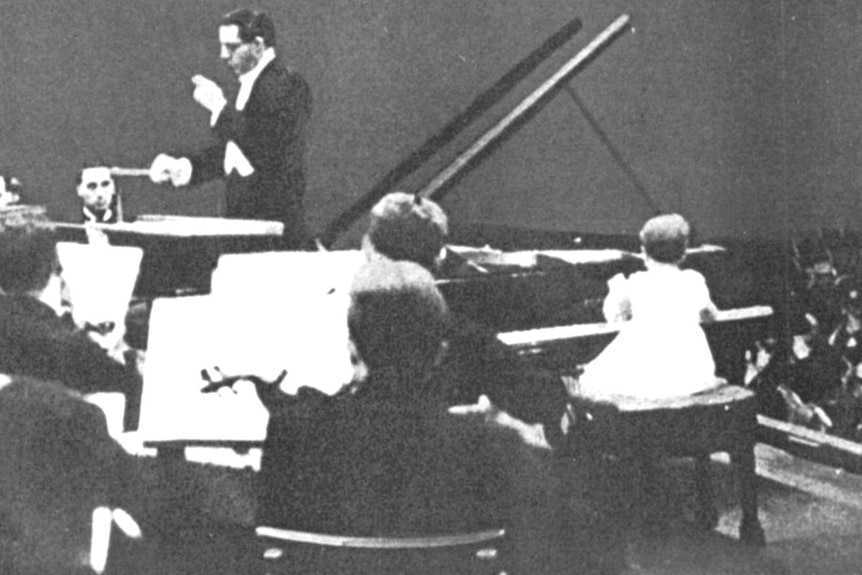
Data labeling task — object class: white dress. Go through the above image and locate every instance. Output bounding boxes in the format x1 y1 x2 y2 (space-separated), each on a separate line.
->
578 265 717 400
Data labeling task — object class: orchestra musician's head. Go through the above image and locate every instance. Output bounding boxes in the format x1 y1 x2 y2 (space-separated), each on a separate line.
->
219 8 276 77
363 192 449 273
76 162 117 222
0 174 23 208
0 207 67 314
639 213 691 265
346 258 450 402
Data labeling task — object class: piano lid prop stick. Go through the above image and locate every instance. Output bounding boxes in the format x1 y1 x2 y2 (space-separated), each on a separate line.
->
420 13 631 201
109 167 150 177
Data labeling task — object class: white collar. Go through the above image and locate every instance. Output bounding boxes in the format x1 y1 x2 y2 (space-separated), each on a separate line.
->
83 205 112 223
238 47 276 88
236 48 276 111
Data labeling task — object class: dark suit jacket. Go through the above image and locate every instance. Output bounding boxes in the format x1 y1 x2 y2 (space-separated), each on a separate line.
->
258 387 513 537
0 294 139 395
188 59 312 249
0 376 132 573
256 385 618 575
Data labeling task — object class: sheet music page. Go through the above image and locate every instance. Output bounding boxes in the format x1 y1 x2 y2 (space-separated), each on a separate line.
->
211 250 365 395
139 250 365 444
56 242 143 334
138 295 270 443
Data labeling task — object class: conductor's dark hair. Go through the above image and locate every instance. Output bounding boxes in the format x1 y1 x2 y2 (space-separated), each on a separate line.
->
220 8 276 48
0 207 57 295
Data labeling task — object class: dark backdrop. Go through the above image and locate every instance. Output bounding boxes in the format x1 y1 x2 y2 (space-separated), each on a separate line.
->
2 1 860 246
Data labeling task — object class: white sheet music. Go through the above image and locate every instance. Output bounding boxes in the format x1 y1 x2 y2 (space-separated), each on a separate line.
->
211 250 365 393
56 242 143 332
138 295 270 442
139 250 366 444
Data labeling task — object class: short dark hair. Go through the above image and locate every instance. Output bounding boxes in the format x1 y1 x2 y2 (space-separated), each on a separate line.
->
75 159 111 186
0 207 57 295
220 8 276 48
639 213 691 264
348 259 449 376
366 192 448 272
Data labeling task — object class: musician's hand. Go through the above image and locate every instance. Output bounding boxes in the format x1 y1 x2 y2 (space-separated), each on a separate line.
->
84 321 130 365
191 75 227 119
200 367 289 410
450 395 550 449
448 394 501 423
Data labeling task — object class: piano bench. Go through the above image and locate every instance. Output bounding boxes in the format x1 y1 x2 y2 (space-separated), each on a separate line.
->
567 384 765 546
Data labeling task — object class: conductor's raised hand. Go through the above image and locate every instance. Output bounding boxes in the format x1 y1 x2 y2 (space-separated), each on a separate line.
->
191 74 227 116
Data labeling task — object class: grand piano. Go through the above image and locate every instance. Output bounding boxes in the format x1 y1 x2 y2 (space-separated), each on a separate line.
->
52 12 779 384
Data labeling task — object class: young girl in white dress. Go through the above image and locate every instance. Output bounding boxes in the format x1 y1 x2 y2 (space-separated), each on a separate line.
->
577 214 721 400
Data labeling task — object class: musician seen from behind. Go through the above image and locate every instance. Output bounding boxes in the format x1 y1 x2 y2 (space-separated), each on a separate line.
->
0 207 140 399
362 191 571 449
77 161 120 224
575 213 721 400
148 8 312 250
0 373 142 574
254 258 616 575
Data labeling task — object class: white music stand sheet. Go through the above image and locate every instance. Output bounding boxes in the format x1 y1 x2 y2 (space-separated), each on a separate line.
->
138 295 270 443
211 250 365 393
56 242 143 331
139 250 365 444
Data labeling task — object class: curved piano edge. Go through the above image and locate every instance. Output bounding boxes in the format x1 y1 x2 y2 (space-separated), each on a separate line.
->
497 305 774 349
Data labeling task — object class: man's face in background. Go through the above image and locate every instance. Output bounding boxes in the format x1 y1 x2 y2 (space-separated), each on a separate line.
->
77 167 115 212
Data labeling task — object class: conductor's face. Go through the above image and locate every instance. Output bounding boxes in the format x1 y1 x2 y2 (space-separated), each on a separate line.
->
219 25 263 77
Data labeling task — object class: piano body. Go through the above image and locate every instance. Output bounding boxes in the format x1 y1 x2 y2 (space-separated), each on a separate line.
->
313 12 778 383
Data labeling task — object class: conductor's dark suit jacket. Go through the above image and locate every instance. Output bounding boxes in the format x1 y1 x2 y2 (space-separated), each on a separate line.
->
188 59 312 249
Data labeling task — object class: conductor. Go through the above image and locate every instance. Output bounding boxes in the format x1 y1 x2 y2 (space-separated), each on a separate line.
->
149 8 312 249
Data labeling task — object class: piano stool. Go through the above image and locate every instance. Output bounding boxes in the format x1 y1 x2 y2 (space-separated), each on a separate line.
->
566 384 766 546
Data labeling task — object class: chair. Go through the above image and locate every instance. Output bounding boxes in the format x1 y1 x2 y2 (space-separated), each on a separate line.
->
255 525 506 575
568 384 766 546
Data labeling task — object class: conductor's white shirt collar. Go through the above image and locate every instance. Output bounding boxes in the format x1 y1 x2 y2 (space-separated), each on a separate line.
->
236 47 276 111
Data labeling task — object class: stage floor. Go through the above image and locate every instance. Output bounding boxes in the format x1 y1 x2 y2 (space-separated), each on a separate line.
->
620 445 862 575
89 392 862 574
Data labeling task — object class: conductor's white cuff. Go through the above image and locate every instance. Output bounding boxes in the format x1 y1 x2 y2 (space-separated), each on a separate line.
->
209 101 226 127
